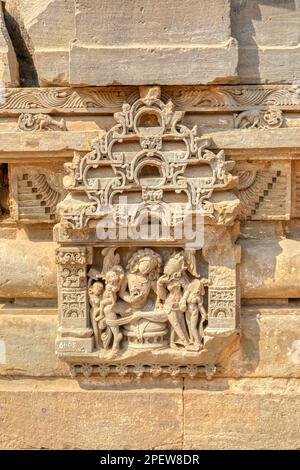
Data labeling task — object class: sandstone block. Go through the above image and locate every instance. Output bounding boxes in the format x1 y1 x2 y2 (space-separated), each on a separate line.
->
0 377 299 449
184 378 300 449
231 0 300 83
0 241 57 298
240 238 300 299
224 309 300 378
0 3 18 87
0 314 68 376
6 0 75 86
0 377 183 449
70 0 238 85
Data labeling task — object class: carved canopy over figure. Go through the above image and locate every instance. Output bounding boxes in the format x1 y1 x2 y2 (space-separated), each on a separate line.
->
57 86 240 233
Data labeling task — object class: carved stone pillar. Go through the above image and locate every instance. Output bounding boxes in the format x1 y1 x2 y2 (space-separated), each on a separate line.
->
55 246 93 354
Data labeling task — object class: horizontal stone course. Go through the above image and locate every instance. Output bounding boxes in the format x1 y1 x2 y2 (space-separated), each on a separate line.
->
0 377 299 449
1 309 300 378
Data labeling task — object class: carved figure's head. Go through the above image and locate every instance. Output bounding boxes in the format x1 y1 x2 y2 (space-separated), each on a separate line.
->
127 248 162 279
163 252 186 279
89 281 104 296
105 266 124 289
187 278 202 294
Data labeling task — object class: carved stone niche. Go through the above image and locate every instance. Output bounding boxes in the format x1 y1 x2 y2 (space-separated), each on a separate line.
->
54 86 241 379
9 163 66 223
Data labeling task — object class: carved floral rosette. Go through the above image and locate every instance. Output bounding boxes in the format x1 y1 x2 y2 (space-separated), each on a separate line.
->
54 87 241 378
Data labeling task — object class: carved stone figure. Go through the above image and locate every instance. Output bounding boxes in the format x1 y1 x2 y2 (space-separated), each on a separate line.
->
179 278 209 351
234 107 284 130
118 248 165 349
18 113 67 131
156 251 204 350
86 247 213 354
88 281 104 348
120 248 161 308
99 265 125 355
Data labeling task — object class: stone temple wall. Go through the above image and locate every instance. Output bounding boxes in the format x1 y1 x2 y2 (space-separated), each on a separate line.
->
0 0 300 449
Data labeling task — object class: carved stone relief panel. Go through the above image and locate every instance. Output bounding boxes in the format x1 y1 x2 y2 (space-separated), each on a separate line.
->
18 113 67 132
9 163 66 223
234 161 291 221
54 86 241 379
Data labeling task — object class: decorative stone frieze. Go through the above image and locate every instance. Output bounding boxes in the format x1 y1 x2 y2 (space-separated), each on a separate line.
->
1 85 300 114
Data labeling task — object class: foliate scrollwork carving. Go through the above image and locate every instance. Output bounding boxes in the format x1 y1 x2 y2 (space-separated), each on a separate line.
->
2 85 300 113
166 85 300 109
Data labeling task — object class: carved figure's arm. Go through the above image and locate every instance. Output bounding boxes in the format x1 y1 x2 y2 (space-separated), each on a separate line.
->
118 276 131 303
156 278 167 303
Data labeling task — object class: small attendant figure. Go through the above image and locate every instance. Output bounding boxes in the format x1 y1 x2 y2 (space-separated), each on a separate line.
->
179 278 209 351
88 281 104 349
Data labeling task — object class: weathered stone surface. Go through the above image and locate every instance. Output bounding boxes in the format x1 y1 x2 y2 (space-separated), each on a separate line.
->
0 377 299 449
231 0 300 84
224 309 300 378
184 378 300 449
0 2 300 450
2 235 300 301
0 314 68 377
7 0 238 86
6 0 74 86
0 3 18 86
70 0 238 85
0 130 98 154
0 241 57 298
240 238 300 299
0 377 183 449
1 308 299 378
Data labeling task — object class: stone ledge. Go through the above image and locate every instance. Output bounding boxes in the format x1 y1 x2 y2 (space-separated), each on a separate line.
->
69 41 238 86
0 130 99 155
1 310 300 379
0 129 299 158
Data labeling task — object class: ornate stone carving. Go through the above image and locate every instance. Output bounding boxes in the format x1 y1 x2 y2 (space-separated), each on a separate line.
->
235 162 290 220
18 113 67 131
166 86 300 109
55 87 241 377
1 85 300 114
58 85 240 231
69 363 217 380
233 107 284 129
9 165 66 223
0 87 137 112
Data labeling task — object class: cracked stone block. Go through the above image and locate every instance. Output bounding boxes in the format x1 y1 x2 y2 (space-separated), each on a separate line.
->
0 2 18 86
6 0 74 86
